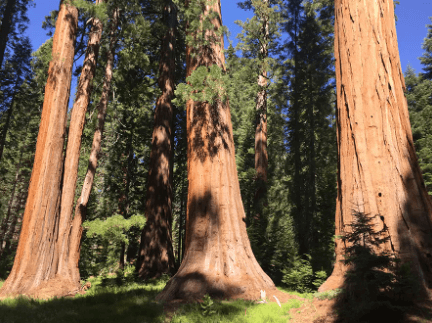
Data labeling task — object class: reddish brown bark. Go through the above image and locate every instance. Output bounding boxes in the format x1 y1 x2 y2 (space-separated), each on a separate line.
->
56 0 103 284
68 8 119 277
136 0 177 279
156 0 275 302
319 0 432 297
0 1 78 298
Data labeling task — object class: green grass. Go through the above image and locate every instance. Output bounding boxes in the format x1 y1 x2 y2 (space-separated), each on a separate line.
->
0 278 305 323
171 298 303 323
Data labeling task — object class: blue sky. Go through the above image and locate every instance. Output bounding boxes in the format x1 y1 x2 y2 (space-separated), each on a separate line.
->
26 1 432 75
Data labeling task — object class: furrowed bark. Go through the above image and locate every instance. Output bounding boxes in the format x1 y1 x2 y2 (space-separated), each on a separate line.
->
136 0 177 279
0 1 78 298
156 0 275 302
319 0 432 297
56 0 103 283
67 8 119 277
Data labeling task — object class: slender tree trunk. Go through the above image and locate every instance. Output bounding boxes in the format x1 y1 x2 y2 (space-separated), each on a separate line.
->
136 0 177 279
0 1 78 298
253 0 269 234
319 0 432 298
254 0 269 202
156 0 275 302
0 0 16 68
67 8 119 279
56 1 103 282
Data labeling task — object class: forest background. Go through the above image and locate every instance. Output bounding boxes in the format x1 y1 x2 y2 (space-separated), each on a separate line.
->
0 0 431 297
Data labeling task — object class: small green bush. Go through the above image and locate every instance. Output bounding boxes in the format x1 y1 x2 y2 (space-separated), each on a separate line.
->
282 254 327 293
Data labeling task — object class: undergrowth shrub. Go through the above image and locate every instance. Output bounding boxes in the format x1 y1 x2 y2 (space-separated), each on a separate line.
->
282 254 327 293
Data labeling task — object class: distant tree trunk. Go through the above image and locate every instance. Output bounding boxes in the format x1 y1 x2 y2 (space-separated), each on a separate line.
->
67 8 119 279
254 0 269 208
56 1 103 282
0 95 15 163
0 1 78 298
319 0 432 297
0 0 16 68
136 0 177 279
156 0 275 301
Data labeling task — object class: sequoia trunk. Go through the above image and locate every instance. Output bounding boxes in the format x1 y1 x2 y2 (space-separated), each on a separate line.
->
68 8 119 275
319 0 432 296
0 1 78 298
156 0 275 301
56 2 103 283
136 0 177 279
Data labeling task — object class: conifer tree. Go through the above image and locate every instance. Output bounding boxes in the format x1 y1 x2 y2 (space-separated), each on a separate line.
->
156 0 276 301
0 1 78 298
320 0 432 297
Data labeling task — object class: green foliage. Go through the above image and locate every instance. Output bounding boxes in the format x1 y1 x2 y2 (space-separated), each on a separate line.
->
405 66 432 195
282 254 327 293
84 214 146 244
174 65 229 106
200 294 217 316
420 17 432 79
71 0 108 24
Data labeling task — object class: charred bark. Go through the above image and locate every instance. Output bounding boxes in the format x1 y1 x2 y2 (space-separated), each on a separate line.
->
0 1 78 298
136 0 177 279
156 0 275 302
319 0 432 298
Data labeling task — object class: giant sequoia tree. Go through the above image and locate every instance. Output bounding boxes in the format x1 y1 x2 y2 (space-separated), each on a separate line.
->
136 0 177 279
320 0 432 296
156 0 275 301
0 1 78 298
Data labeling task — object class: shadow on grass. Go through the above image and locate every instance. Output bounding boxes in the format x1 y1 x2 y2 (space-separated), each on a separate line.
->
0 281 165 323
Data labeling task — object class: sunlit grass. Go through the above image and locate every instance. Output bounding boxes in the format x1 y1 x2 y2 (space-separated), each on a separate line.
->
171 297 303 323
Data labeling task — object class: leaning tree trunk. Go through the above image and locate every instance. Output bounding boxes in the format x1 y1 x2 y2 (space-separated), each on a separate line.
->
0 1 78 298
56 0 103 285
136 0 177 279
319 0 432 297
156 0 275 302
67 8 119 277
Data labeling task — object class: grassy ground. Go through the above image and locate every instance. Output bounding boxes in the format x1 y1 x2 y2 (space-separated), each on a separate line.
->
0 276 305 323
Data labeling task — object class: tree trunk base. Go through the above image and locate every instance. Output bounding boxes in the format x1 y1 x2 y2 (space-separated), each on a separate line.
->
0 275 80 300
156 271 276 302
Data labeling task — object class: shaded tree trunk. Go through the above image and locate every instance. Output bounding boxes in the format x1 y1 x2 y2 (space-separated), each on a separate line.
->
319 0 432 297
0 0 16 68
0 1 78 298
253 0 269 229
156 0 275 302
67 8 119 279
56 1 103 283
0 93 15 163
136 0 177 279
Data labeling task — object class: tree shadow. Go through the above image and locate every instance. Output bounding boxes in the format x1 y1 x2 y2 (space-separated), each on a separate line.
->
329 199 432 322
0 285 164 323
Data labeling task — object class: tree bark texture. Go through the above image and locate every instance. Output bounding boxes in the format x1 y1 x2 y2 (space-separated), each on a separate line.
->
69 8 119 278
0 0 16 68
56 0 103 284
0 1 78 298
319 0 432 296
136 0 177 279
156 0 275 302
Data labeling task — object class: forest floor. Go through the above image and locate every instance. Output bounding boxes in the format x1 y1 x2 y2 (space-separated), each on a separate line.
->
1 277 432 322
